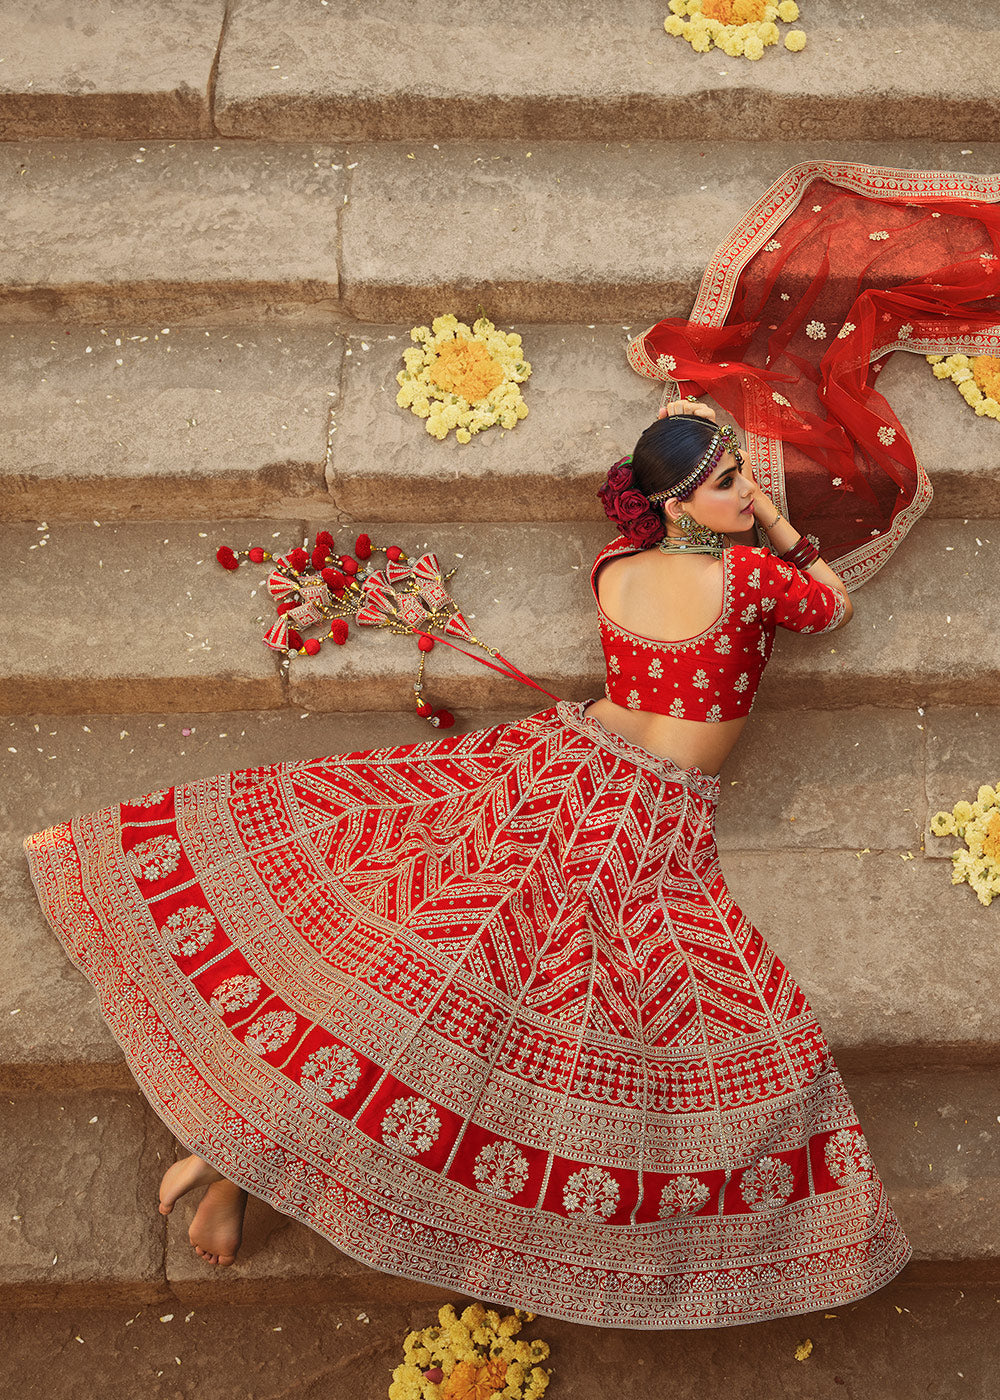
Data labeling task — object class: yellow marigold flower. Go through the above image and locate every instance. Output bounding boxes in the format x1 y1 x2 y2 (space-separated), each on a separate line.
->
689 27 712 47
764 2 778 14
931 361 954 378
744 33 765 57
687 0 703 9
973 354 1000 401
668 0 687 12
925 354 945 364
953 800 974 823
776 0 799 17
665 15 685 33
952 367 974 384
959 381 983 403
949 353 970 368
784 28 806 49
757 20 780 42
930 811 956 837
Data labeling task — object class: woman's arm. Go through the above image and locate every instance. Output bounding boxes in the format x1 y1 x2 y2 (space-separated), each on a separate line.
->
751 491 854 625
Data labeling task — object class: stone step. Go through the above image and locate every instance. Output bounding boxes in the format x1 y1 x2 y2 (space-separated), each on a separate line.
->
214 0 1000 145
4 1285 998 1398
2 517 996 717
3 323 997 525
4 139 1000 324
0 0 223 140
3 0 996 146
3 705 996 1092
0 1069 996 1316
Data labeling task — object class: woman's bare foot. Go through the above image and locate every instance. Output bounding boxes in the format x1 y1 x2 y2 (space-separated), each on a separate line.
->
188 1178 248 1267
158 1153 223 1216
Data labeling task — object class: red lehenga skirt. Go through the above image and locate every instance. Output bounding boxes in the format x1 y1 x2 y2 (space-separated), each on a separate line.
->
24 699 911 1329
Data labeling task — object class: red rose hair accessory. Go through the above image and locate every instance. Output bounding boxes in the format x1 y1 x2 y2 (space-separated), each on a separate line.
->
596 455 666 549
217 531 558 727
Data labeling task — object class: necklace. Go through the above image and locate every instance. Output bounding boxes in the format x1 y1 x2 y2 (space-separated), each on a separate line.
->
658 514 727 558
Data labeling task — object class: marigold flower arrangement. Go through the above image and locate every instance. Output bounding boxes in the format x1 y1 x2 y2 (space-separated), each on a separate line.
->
926 353 1000 420
389 1303 552 1400
397 314 531 442
930 783 1000 906
664 0 805 57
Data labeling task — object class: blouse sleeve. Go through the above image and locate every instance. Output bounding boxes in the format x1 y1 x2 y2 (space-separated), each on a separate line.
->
758 550 847 634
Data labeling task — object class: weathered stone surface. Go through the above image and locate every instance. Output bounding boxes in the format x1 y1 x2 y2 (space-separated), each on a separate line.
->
716 708 925 851
339 141 1000 323
0 0 223 139
0 842 125 1092
215 0 1000 143
328 324 647 522
0 327 337 522
850 352 1000 520
757 518 999 709
2 1285 997 1398
0 143 344 322
0 1090 173 1306
923 706 1000 861
0 521 299 714
722 851 997 1067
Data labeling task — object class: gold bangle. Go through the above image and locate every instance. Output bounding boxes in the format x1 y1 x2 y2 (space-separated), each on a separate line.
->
763 511 782 531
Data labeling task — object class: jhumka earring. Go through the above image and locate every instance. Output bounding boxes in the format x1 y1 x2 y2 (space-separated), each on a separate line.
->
659 512 727 558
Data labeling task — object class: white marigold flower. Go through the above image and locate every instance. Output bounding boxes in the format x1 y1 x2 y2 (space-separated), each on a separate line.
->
869 230 890 241
805 321 826 340
656 353 677 375
764 239 781 251
877 425 896 445
692 669 709 690
897 324 913 339
772 392 791 406
837 322 856 339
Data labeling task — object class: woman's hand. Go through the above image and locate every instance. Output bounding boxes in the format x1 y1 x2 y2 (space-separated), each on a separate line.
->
657 399 718 422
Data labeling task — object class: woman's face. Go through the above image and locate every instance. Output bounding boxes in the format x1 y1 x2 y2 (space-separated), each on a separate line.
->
683 449 754 533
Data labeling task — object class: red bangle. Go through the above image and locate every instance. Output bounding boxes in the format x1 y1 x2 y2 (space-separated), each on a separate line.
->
779 536 820 570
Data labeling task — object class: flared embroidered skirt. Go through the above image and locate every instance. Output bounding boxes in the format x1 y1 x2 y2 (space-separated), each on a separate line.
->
24 700 911 1328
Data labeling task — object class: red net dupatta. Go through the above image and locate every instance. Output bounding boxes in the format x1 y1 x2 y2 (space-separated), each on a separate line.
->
627 162 1000 588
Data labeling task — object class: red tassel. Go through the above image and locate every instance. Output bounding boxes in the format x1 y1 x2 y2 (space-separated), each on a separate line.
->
340 556 359 576
329 619 349 644
216 545 240 570
303 638 322 656
276 599 298 616
416 701 433 718
263 618 289 650
355 533 372 560
288 547 309 572
430 708 455 729
311 545 330 570
386 545 405 563
248 546 266 564
315 530 334 551
287 629 304 651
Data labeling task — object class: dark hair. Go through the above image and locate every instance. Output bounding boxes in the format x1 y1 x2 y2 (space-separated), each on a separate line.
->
630 415 719 500
596 416 722 547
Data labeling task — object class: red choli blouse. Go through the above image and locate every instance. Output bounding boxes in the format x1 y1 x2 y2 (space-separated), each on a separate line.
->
591 537 847 722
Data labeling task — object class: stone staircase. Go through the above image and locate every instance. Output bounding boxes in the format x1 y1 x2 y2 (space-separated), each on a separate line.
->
3 4 1000 1397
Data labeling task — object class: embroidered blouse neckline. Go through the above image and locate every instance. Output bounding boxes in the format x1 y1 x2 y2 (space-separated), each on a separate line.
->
593 543 734 651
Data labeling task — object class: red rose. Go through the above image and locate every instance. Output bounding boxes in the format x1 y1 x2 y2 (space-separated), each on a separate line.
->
627 512 666 549
616 489 650 523
606 463 634 493
216 545 239 570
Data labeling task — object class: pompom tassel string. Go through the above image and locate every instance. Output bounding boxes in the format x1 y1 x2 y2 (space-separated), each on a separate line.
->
217 530 560 727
